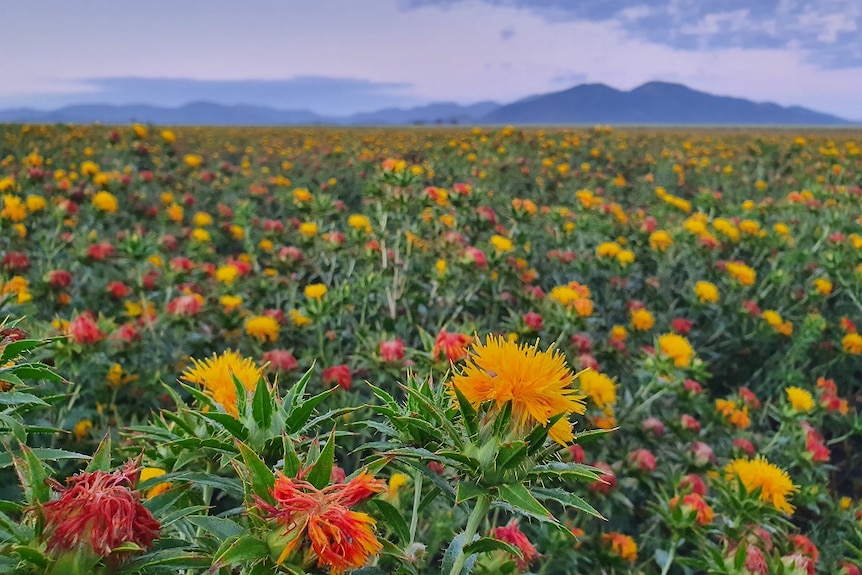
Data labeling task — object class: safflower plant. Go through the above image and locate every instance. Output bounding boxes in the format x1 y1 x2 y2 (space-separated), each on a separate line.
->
2 124 862 574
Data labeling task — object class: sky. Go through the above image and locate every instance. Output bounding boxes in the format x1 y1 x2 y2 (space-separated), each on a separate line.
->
2 0 862 119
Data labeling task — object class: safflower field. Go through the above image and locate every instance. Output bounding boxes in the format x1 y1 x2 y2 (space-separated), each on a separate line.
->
0 123 861 574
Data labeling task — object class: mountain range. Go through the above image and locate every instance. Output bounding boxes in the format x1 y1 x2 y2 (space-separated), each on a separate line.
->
0 82 853 126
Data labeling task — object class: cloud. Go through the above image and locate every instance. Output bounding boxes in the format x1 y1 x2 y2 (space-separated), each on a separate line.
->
3 77 419 115
550 72 588 86
403 0 862 67
500 26 516 40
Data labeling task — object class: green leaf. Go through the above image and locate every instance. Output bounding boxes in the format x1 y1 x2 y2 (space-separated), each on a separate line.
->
12 446 50 505
85 433 112 472
10 363 64 383
235 439 276 504
306 428 336 489
198 411 249 441
463 537 522 558
496 484 552 520
284 364 315 410
456 481 486 504
122 548 212 571
531 487 605 520
372 499 411 544
0 392 48 407
572 427 617 445
1 339 51 364
441 533 478 575
232 372 250 416
284 388 334 433
160 472 244 497
496 441 528 473
451 383 478 437
212 534 270 568
0 448 88 469
186 516 244 541
528 461 603 483
525 413 565 456
282 435 300 478
251 377 273 430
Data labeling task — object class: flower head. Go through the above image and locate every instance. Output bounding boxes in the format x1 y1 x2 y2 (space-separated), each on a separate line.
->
451 335 586 444
785 387 814 413
491 521 539 570
725 457 798 514
181 350 263 416
260 471 386 574
657 333 695 367
245 315 281 342
40 462 160 562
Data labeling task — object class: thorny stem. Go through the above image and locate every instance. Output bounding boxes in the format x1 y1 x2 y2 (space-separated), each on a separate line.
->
449 494 491 575
409 472 423 543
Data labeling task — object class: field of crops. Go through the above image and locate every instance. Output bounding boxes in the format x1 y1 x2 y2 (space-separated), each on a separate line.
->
1 123 861 574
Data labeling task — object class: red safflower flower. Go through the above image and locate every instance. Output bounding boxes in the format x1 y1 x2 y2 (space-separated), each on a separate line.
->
684 378 704 394
680 414 701 433
107 281 130 299
491 521 539 571
627 448 657 473
47 270 73 289
68 313 106 345
322 365 352 391
670 492 714 525
523 311 543 331
263 349 299 373
259 471 386 574
432 330 472 363
641 417 665 438
590 462 617 495
166 293 203 317
671 317 693 335
800 422 830 463
738 387 761 410
679 474 707 496
86 242 116 261
2 251 30 272
464 246 487 267
40 462 160 563
378 339 405 363
733 438 756 458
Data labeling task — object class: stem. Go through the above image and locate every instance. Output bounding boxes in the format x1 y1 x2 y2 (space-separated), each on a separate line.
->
449 494 491 575
409 472 423 543
660 536 680 575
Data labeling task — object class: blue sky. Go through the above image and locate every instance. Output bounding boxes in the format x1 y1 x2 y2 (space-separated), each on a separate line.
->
2 0 861 118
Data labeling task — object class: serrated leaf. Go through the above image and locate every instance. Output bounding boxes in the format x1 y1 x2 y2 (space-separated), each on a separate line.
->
0 392 48 407
186 516 244 541
441 532 478 575
372 499 411 544
251 377 273 430
306 428 336 489
10 363 64 382
496 441 528 473
496 483 552 520
456 481 486 504
198 411 249 441
285 388 334 433
122 548 212 571
531 487 605 520
451 383 478 437
12 446 50 505
236 439 275 504
528 461 603 483
0 448 88 469
86 433 112 472
212 534 269 568
463 537 522 558
1 339 52 364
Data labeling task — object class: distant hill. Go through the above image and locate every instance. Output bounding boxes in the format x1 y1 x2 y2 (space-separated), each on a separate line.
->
481 81 850 125
0 82 851 126
347 101 500 125
0 101 500 126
